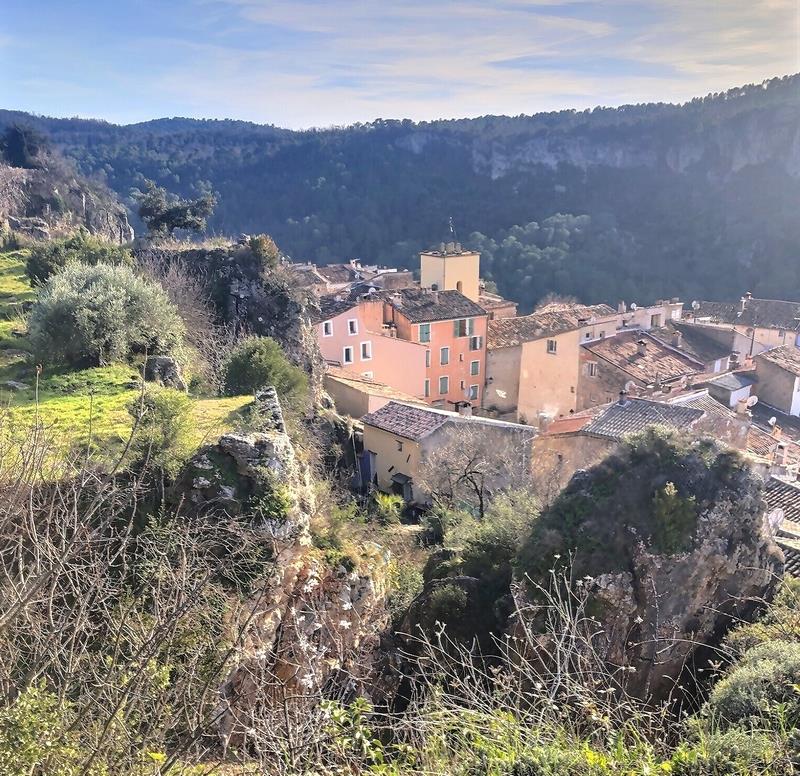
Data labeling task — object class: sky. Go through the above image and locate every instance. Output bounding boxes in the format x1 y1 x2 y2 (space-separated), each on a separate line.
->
1 0 798 129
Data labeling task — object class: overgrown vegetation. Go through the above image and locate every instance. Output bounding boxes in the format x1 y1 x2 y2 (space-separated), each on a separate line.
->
223 334 308 401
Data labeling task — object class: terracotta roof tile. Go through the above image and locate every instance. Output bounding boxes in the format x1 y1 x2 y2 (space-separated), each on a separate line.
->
362 401 451 441
383 288 487 323
488 303 616 349
756 344 800 376
649 321 733 364
580 398 705 441
583 330 703 384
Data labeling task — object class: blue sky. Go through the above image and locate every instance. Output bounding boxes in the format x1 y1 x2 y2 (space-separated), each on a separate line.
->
1 0 797 128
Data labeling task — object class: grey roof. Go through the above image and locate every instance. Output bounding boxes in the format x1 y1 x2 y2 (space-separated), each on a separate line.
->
362 401 451 441
765 477 800 529
693 298 800 331
776 537 800 577
756 345 800 376
649 320 732 364
311 295 358 324
383 288 487 323
581 398 705 441
706 372 757 392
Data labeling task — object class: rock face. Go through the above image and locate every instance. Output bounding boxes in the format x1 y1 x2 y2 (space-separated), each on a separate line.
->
514 430 784 703
144 355 186 392
172 387 388 747
0 161 133 243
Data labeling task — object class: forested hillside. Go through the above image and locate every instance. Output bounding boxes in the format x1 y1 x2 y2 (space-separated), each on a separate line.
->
2 73 798 311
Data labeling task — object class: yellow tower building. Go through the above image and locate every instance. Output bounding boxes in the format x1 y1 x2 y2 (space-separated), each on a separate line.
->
419 242 480 302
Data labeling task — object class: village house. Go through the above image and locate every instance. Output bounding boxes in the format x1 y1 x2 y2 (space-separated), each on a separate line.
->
312 296 429 399
705 371 757 409
290 258 415 296
690 294 800 357
576 330 705 411
360 400 534 504
648 320 734 373
323 367 425 419
484 303 616 426
753 345 800 417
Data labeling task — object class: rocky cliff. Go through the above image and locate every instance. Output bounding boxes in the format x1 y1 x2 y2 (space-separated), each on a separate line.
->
172 388 388 747
0 159 133 243
514 429 784 703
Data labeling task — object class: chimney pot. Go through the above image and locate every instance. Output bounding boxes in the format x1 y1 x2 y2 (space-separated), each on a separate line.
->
671 331 683 348
637 339 647 356
735 397 749 415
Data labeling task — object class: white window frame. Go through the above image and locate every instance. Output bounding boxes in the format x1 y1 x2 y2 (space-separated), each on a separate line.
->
322 320 333 337
470 359 480 376
440 346 450 366
587 361 598 378
360 341 372 361
469 335 483 351
347 318 359 336
469 384 479 401
424 378 430 398
419 323 431 343
439 375 449 395
547 339 557 354
425 350 431 368
342 346 354 364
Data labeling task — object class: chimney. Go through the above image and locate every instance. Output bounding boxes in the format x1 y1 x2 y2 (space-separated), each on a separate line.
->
775 442 788 466
671 331 683 349
671 297 680 304
430 288 439 304
617 390 629 407
735 397 749 415
637 339 647 356
458 402 473 417
730 351 740 367
618 301 627 313
391 291 403 308
740 291 752 312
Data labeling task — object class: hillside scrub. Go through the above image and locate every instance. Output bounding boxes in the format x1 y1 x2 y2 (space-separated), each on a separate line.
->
223 334 308 401
28 261 185 367
25 228 133 284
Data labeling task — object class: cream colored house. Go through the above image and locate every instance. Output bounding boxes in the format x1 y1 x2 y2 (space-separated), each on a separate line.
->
324 368 425 419
360 401 534 504
754 345 800 416
420 242 480 302
484 303 616 427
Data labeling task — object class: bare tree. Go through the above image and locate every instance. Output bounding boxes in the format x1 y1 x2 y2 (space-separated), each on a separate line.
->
417 423 532 520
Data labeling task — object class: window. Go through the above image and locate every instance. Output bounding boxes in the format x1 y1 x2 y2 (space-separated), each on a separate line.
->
671 308 680 320
469 384 479 400
343 346 354 364
322 321 333 337
469 335 483 351
440 347 450 366
453 318 474 337
599 330 606 338
439 376 449 395
360 341 372 360
425 350 431 368
419 323 431 343
396 440 403 452
587 361 598 378
650 314 662 328
424 378 430 398
470 360 480 376
456 280 463 293
584 332 591 339
348 318 358 335
547 339 557 354
460 380 465 390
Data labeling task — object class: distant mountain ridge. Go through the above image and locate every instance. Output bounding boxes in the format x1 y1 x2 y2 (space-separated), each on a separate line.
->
2 73 798 309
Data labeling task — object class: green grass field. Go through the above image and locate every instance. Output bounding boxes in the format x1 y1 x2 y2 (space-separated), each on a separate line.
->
0 249 252 469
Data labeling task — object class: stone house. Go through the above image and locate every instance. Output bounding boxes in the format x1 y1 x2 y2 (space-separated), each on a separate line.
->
323 367 425 419
484 303 616 426
690 294 800 357
754 345 800 417
577 330 705 411
360 401 534 504
648 320 734 373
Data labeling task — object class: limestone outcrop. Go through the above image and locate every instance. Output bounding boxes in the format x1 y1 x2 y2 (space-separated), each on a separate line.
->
513 430 784 703
0 161 133 243
172 387 389 747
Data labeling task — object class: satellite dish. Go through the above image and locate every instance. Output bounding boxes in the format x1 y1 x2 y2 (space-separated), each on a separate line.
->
769 416 777 427
630 303 638 311
767 507 785 535
746 395 759 408
691 300 700 311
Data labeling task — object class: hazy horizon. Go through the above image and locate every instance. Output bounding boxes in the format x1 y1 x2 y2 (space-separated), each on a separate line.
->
2 1 798 130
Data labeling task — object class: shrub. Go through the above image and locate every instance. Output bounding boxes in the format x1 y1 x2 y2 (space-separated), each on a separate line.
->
128 386 194 476
371 492 404 525
223 335 307 400
26 229 133 284
387 560 424 623
705 640 800 731
28 262 185 367
248 233 281 268
423 583 469 630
